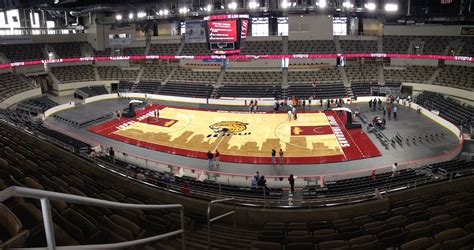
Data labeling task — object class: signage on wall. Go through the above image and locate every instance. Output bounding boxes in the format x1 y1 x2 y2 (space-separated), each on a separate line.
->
460 27 474 36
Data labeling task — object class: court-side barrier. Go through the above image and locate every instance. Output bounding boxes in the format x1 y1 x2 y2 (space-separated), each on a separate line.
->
43 101 75 119
0 53 472 70
43 94 464 188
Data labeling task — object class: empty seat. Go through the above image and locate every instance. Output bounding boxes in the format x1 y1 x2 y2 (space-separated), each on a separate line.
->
377 228 407 248
348 235 383 250
251 241 282 250
318 240 349 250
0 204 29 248
400 237 440 250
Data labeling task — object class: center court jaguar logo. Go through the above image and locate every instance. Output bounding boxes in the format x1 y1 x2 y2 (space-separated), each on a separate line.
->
207 121 251 137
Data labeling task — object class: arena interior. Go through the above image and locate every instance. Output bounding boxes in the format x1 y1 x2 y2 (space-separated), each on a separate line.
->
0 0 473 249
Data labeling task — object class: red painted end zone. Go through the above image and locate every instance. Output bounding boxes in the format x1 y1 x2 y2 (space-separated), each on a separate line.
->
88 104 382 165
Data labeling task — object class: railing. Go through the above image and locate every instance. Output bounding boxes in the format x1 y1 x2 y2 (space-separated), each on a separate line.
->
207 198 236 249
0 186 185 250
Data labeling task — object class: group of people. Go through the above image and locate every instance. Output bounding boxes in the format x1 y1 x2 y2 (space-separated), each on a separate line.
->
248 99 259 113
251 171 268 191
207 150 220 168
287 106 298 121
271 148 285 165
250 171 295 193
369 96 400 120
368 98 383 111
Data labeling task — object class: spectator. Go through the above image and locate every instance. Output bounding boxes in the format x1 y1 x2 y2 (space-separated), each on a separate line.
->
254 171 260 181
391 162 398 177
207 150 213 168
214 150 220 167
108 147 115 164
251 175 258 189
271 149 276 165
257 175 268 192
369 99 373 109
136 171 146 181
181 181 190 194
288 174 295 193
375 188 383 199
279 149 284 165
302 100 306 110
372 169 376 181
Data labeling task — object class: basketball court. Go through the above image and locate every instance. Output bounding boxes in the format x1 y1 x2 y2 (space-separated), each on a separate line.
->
88 104 381 164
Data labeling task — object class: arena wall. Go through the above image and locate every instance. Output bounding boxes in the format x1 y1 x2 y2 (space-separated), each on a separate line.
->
390 58 439 67
383 24 474 36
288 14 333 40
0 88 42 109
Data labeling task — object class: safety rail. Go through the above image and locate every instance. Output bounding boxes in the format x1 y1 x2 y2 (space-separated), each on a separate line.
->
0 186 185 250
207 198 236 249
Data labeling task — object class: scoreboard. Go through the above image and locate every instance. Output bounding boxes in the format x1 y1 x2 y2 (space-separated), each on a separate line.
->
204 14 249 54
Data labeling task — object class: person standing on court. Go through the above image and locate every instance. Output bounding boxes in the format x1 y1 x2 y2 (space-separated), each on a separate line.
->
369 99 372 110
214 150 220 167
271 149 277 165
288 174 295 193
207 150 213 168
108 147 115 164
393 105 398 119
279 148 284 165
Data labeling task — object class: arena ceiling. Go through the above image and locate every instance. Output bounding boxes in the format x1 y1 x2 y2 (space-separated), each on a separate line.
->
1 0 473 24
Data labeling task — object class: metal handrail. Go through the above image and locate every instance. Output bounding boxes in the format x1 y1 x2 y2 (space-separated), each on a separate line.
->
207 198 236 249
0 186 185 250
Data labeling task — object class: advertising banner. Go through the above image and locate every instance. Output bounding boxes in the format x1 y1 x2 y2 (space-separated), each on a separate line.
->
185 21 207 43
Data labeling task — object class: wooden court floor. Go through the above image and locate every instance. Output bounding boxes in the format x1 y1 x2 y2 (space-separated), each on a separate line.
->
113 106 344 158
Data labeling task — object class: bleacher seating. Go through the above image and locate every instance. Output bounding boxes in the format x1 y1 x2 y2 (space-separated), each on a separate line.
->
217 84 282 99
303 168 428 198
287 83 347 99
141 65 174 82
97 66 139 81
49 42 85 58
158 82 214 98
351 82 379 97
223 71 282 85
168 67 219 84
383 36 411 54
17 95 58 113
345 64 379 82
434 65 474 90
50 65 95 83
149 43 181 55
459 37 474 56
384 66 437 83
428 160 474 176
132 81 161 94
240 41 282 54
340 40 378 53
93 48 112 57
181 43 209 55
121 47 146 56
288 40 336 54
416 91 473 130
0 73 35 103
413 36 451 55
0 44 46 62
75 85 108 99
287 68 341 83
1 107 474 249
